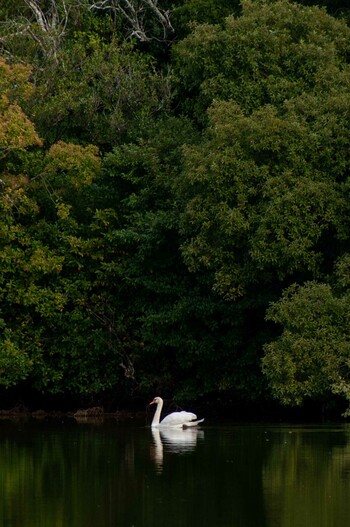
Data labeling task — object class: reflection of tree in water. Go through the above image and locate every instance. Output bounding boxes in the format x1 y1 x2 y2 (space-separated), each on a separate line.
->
147 426 272 527
0 420 152 527
0 422 273 527
262 425 350 527
196 426 271 527
7 423 349 527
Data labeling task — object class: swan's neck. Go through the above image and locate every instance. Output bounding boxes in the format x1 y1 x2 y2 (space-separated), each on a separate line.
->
151 399 163 427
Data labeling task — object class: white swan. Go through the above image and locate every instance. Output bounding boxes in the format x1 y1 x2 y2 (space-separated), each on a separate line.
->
150 396 204 428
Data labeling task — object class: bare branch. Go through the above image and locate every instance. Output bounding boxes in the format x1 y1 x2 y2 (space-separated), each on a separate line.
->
86 0 174 42
143 0 172 31
0 1 71 64
25 0 49 33
0 21 32 43
0 0 175 64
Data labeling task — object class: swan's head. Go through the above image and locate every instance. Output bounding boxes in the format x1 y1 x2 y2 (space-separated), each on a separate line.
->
150 396 163 405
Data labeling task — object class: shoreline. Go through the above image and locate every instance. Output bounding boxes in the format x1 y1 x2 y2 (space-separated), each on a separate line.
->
0 405 146 422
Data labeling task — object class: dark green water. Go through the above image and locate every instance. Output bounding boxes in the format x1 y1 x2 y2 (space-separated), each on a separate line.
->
1 419 350 526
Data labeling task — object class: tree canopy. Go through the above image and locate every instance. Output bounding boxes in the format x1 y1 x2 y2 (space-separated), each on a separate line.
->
1 0 350 414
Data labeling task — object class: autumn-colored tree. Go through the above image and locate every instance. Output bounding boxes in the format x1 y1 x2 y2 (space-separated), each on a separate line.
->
0 58 42 159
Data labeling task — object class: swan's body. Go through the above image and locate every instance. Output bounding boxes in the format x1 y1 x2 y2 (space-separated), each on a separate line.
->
150 396 204 428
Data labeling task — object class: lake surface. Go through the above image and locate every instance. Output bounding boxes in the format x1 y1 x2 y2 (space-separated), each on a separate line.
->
1 418 350 526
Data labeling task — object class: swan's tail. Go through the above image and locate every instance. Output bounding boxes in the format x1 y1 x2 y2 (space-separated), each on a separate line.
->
183 418 204 428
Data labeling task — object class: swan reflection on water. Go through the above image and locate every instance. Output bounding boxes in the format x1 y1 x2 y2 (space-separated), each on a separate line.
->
150 427 204 473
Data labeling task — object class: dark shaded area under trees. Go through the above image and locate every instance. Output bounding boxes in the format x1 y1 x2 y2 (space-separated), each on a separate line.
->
1 0 350 419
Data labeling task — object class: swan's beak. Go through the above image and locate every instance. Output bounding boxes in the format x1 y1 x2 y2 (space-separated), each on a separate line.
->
149 399 156 405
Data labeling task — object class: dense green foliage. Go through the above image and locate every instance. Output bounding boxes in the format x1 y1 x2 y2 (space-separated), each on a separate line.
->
1 0 350 413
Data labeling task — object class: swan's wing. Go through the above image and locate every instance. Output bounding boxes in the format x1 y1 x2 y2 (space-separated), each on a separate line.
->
160 411 198 426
